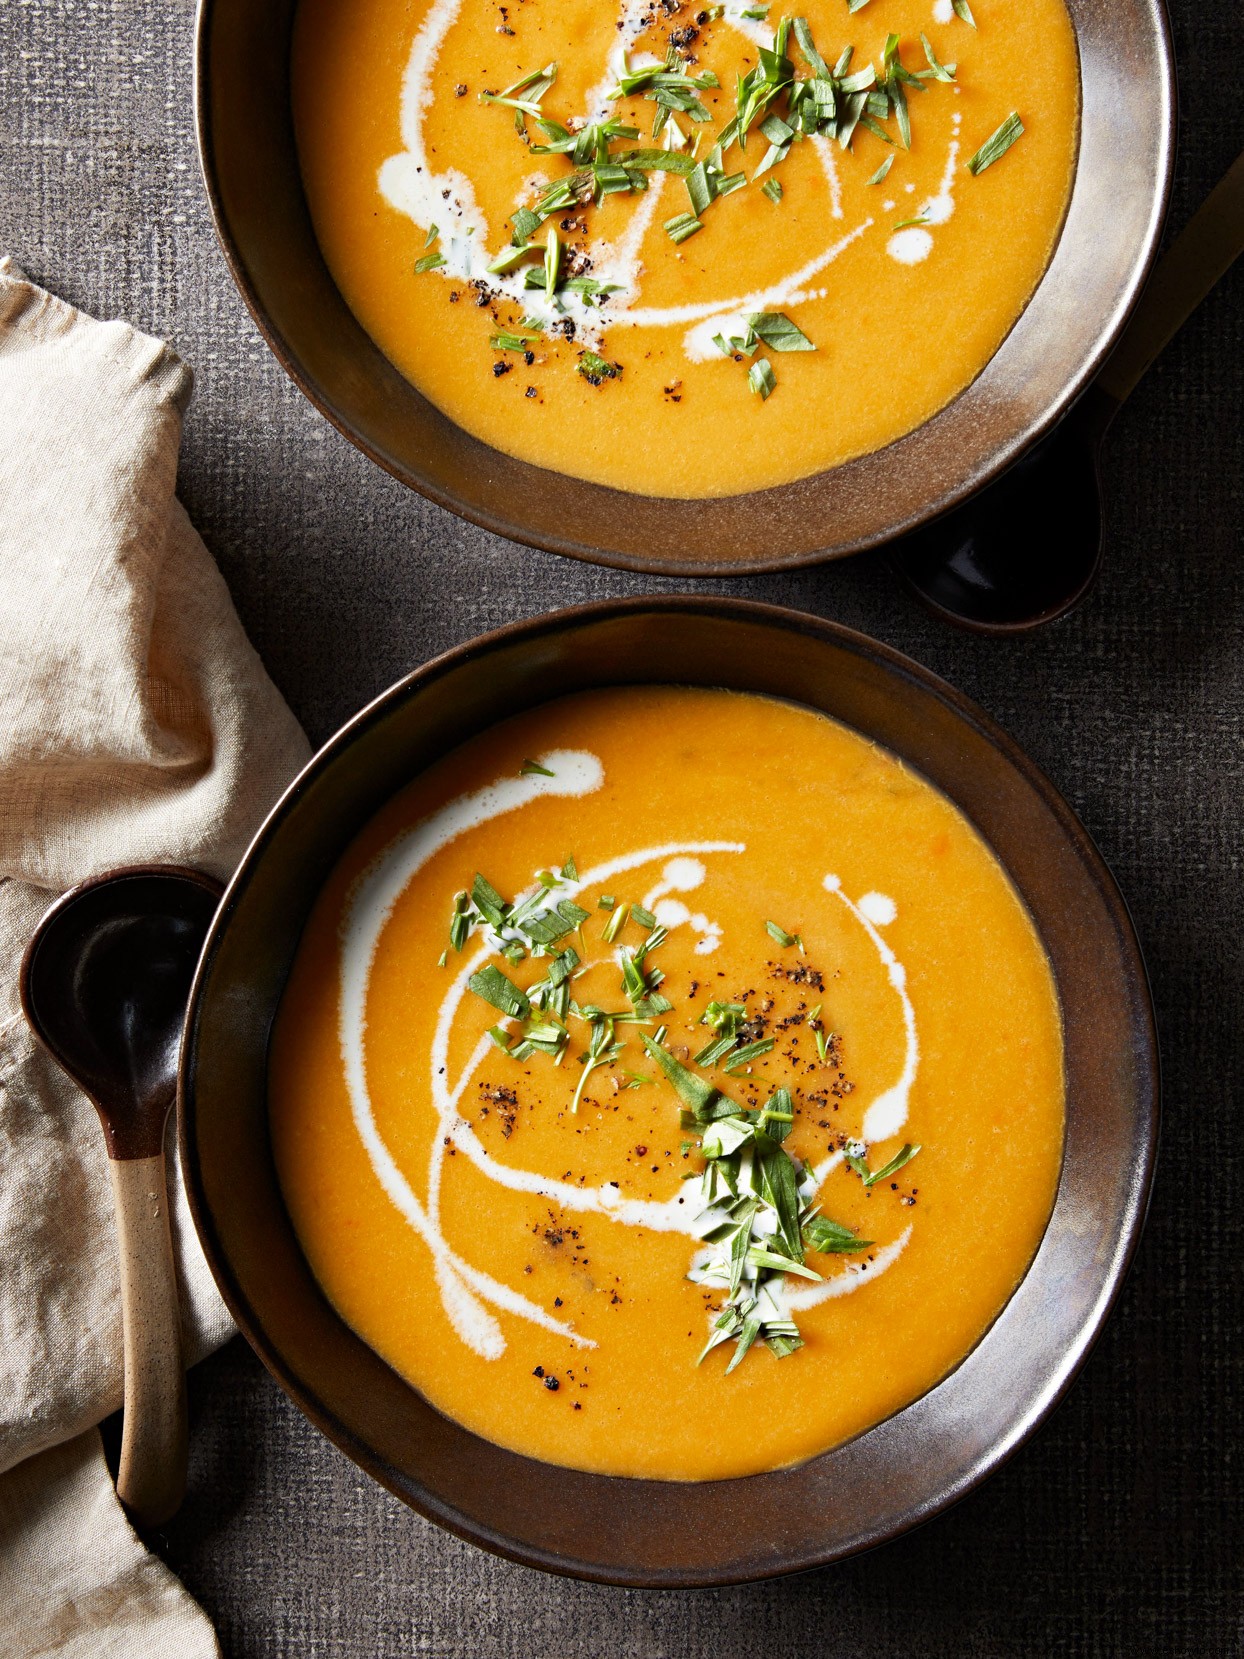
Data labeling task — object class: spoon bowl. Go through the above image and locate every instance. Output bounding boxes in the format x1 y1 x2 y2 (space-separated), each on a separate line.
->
21 866 222 1526
891 389 1111 633
23 869 223 1157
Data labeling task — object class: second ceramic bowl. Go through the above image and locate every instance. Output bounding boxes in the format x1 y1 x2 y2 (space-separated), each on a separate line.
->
194 0 1174 575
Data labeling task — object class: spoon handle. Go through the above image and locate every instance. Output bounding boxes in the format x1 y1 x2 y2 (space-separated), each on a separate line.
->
1098 149 1244 406
107 1153 188 1527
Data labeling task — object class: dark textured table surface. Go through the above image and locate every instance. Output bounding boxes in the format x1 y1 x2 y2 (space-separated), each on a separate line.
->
3 0 1242 1653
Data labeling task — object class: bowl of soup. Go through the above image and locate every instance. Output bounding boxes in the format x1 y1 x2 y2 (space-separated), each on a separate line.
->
194 0 1172 571
179 596 1158 1581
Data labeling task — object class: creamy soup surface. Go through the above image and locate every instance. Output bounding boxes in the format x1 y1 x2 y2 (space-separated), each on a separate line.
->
270 688 1065 1481
292 0 1079 496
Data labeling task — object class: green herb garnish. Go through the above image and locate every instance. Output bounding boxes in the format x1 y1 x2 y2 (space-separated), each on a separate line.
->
695 1030 739 1066
491 329 539 352
609 49 719 139
486 244 538 276
765 919 804 947
641 1033 723 1117
864 1142 921 1186
803 1213 873 1253
748 312 815 352
602 901 629 943
919 32 956 83
619 935 673 1018
520 757 555 776
563 277 625 309
761 177 784 203
695 1000 746 1066
749 358 777 399
468 963 531 1021
715 310 815 398
479 60 559 121
511 206 540 244
570 1014 625 1112
967 112 1024 175
952 0 976 26
724 1036 776 1071
449 890 472 952
543 225 561 294
470 872 507 927
522 898 590 947
702 1000 746 1029
642 1044 865 1369
757 1086 795 1141
844 1139 921 1186
808 1003 834 1063
576 350 621 383
613 147 697 175
791 15 831 77
686 161 714 217
664 211 703 244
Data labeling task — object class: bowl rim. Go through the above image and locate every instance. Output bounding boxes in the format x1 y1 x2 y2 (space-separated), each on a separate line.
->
178 594 1161 1584
192 0 1176 577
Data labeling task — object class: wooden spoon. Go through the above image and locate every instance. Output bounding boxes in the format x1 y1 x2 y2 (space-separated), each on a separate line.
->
20 867 222 1527
891 147 1244 632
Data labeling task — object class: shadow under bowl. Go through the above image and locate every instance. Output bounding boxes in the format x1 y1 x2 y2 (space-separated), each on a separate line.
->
194 0 1173 576
179 597 1159 1585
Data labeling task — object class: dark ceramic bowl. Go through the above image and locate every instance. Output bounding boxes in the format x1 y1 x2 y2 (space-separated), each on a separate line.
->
193 0 1174 577
179 597 1158 1584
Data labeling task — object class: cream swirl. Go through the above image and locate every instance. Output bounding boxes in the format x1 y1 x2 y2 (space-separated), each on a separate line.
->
339 751 920 1357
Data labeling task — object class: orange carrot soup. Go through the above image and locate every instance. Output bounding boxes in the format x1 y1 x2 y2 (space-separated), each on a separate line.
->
292 0 1079 496
269 688 1065 1480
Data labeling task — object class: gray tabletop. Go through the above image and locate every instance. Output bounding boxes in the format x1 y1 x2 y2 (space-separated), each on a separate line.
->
3 0 1242 1653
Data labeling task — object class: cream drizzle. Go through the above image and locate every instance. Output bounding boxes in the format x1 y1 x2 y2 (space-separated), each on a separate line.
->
598 170 667 307
858 890 898 927
671 220 874 360
338 750 605 1358
819 873 918 1147
786 1226 913 1309
886 110 961 266
812 132 845 221
376 0 965 358
643 857 722 952
339 756 920 1358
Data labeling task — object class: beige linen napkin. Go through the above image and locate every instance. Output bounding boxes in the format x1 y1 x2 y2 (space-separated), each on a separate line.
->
0 259 311 1653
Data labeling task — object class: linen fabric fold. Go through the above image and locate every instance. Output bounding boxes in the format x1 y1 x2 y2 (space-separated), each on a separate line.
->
0 258 311 1655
